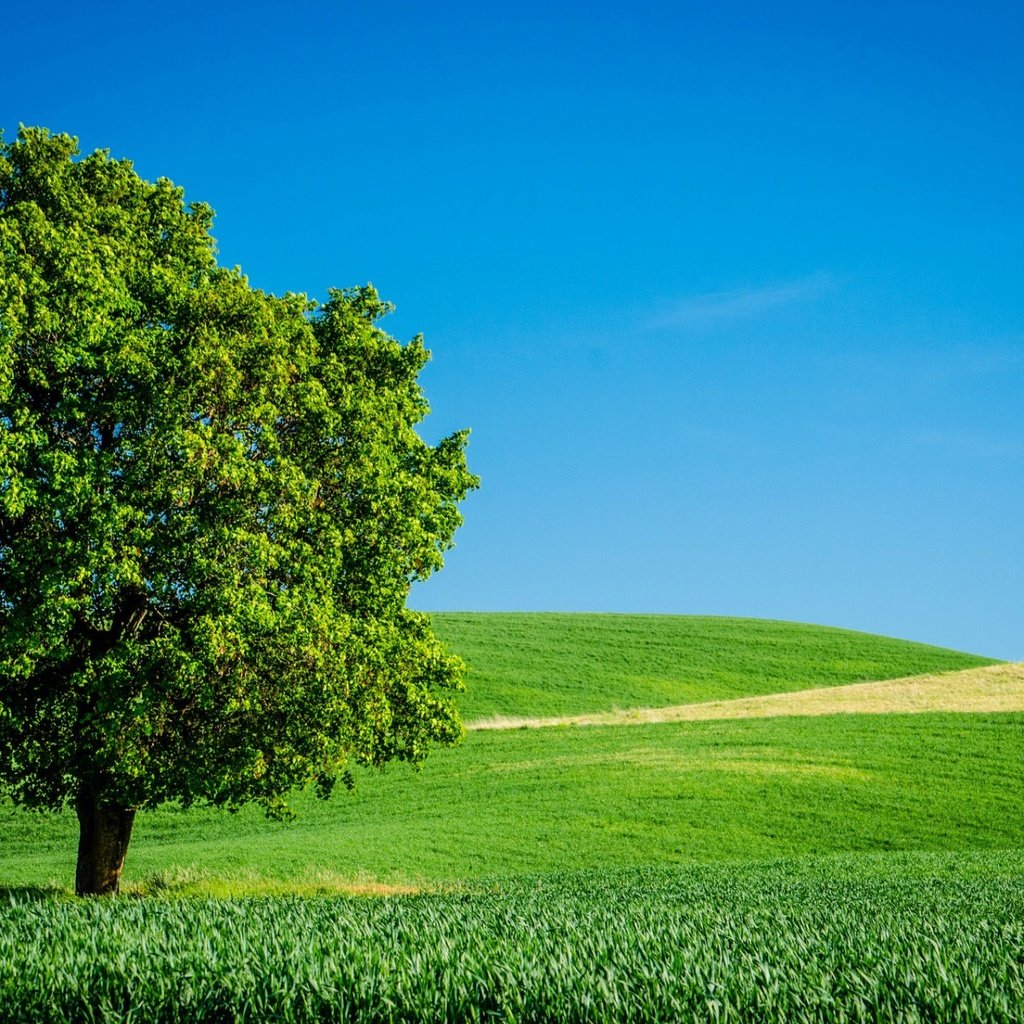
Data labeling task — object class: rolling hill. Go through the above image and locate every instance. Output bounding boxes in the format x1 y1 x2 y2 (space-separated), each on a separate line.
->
431 612 999 721
1 613 1017 895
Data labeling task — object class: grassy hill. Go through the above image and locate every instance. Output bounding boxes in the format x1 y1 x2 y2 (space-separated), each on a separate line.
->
0 614 1015 895
5 709 1021 894
1 613 1021 1021
431 613 999 720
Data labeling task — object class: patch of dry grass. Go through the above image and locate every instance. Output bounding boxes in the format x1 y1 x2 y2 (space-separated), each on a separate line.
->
468 662 1024 731
132 865 429 898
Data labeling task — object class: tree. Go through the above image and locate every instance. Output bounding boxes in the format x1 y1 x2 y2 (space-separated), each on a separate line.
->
0 127 477 895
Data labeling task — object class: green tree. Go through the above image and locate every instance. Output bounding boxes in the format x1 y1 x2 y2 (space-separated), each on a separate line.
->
0 127 477 895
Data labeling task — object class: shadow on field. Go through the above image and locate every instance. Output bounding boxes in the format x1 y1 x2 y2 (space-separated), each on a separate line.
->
0 884 68 901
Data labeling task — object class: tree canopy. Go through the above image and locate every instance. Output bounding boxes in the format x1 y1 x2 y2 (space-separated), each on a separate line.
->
0 127 477 893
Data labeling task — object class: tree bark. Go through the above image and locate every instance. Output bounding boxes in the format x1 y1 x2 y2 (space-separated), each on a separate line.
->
74 787 136 896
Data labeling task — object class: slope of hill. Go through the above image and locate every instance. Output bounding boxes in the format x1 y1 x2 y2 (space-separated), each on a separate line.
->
431 613 999 721
469 662 1024 729
4 710 1022 893
0 614 1014 896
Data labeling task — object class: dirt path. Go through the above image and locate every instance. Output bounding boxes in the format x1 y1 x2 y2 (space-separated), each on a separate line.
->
467 662 1024 731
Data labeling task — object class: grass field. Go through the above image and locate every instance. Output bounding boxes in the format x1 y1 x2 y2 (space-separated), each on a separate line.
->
0 613 1020 1022
2 855 1022 1023
472 662 1024 728
4 709 1021 892
0 614 1016 892
431 613 999 720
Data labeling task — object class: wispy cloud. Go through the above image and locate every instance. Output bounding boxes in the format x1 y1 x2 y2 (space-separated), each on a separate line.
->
646 273 834 330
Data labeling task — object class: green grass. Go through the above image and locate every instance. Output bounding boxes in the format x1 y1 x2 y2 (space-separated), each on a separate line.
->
0 613 1019 1021
432 613 999 720
1 855 1022 1022
0 616 1012 893
3 711 1021 892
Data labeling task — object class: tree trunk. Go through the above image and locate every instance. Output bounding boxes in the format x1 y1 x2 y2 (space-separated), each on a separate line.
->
75 787 136 896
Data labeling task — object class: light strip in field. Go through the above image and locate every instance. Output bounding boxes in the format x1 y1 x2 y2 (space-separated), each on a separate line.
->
467 662 1024 731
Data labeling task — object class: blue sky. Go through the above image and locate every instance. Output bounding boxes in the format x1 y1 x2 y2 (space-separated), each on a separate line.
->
5 0 1022 658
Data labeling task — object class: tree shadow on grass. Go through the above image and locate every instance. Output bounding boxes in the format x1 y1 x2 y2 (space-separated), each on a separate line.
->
0 884 69 901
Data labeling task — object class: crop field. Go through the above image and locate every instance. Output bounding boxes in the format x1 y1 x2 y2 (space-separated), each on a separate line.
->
2 856 1023 1023
1 614 1021 1022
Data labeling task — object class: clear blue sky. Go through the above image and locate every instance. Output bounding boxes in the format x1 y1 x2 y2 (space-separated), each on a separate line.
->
5 0 1022 658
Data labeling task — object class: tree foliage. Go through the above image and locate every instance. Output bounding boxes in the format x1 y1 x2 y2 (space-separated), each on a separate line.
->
0 127 477 883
